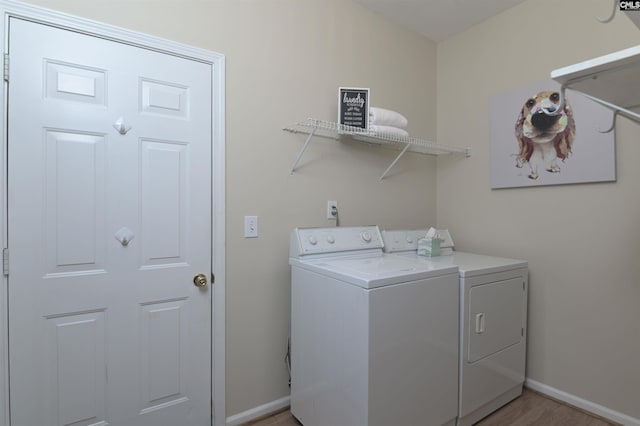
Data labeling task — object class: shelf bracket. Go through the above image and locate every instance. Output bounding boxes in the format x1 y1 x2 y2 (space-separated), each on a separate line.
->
379 143 411 181
598 103 640 133
289 123 318 175
581 93 640 126
597 0 617 23
543 83 568 118
599 110 619 133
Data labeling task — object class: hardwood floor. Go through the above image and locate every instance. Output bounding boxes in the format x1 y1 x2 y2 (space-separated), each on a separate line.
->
247 389 616 426
475 389 614 426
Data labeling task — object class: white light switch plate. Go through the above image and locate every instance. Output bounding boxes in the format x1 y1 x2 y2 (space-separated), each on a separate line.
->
244 216 258 238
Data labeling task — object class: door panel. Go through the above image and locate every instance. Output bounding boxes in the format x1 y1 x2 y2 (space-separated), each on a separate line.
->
45 311 108 426
8 17 212 426
140 140 188 267
139 299 189 412
467 277 524 363
140 79 189 118
45 130 107 275
45 60 107 105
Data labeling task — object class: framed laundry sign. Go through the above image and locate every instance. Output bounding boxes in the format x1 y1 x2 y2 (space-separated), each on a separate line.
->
338 87 369 129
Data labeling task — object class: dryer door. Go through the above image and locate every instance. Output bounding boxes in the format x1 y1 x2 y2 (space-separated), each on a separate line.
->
467 277 525 363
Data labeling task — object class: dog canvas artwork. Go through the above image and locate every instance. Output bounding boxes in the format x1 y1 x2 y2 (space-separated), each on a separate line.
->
515 91 576 179
490 80 615 189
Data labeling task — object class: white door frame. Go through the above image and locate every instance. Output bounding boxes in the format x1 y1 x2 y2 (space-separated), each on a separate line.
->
0 1 226 425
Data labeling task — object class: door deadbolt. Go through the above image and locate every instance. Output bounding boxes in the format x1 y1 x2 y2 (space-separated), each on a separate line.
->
193 273 208 287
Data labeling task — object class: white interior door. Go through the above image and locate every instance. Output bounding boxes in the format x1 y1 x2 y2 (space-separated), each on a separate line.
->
7 17 212 426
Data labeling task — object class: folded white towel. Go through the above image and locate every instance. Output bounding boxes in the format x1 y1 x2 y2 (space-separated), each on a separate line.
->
368 125 409 138
369 107 408 128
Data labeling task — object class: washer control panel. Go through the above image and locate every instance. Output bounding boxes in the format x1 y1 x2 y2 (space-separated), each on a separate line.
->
381 229 454 253
381 229 426 253
290 226 383 256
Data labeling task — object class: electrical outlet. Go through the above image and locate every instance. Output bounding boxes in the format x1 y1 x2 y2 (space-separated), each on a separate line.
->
244 216 258 238
327 201 338 220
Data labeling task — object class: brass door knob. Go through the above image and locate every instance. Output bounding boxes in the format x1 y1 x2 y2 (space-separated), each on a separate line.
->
193 273 208 287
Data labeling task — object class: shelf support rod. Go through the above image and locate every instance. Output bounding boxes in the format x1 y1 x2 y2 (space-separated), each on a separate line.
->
379 143 411 181
581 93 640 126
599 104 640 133
289 124 318 175
544 84 568 118
596 0 617 23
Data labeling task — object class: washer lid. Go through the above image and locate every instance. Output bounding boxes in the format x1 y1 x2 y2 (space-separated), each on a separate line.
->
292 253 458 289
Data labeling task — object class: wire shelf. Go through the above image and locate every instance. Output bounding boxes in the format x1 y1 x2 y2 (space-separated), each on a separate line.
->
284 118 470 155
283 118 471 180
283 118 470 180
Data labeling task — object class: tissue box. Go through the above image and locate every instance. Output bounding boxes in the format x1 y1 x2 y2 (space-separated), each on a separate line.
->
418 238 441 257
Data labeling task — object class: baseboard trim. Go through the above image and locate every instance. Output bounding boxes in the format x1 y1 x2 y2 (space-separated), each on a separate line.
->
225 395 290 426
224 381 640 426
525 378 640 426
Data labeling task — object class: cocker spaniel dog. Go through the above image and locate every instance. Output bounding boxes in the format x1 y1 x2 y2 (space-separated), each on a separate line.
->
515 90 575 179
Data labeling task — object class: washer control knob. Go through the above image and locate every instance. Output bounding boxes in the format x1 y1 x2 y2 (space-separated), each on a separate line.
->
308 235 317 245
406 236 414 243
360 231 372 243
327 235 335 244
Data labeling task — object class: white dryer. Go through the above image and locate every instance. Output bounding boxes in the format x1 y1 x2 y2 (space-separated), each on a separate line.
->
382 230 528 426
290 226 460 426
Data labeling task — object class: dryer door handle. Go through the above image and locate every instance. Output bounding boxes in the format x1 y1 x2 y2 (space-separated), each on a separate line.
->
475 313 485 334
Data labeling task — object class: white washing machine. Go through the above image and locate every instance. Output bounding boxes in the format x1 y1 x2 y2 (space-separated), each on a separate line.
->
289 226 460 426
382 230 528 426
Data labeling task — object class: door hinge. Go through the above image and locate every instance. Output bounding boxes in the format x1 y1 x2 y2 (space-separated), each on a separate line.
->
2 248 8 276
3 53 8 82
211 273 215 284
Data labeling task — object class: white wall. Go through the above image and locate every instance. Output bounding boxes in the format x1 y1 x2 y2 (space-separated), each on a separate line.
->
19 0 440 417
436 0 640 420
